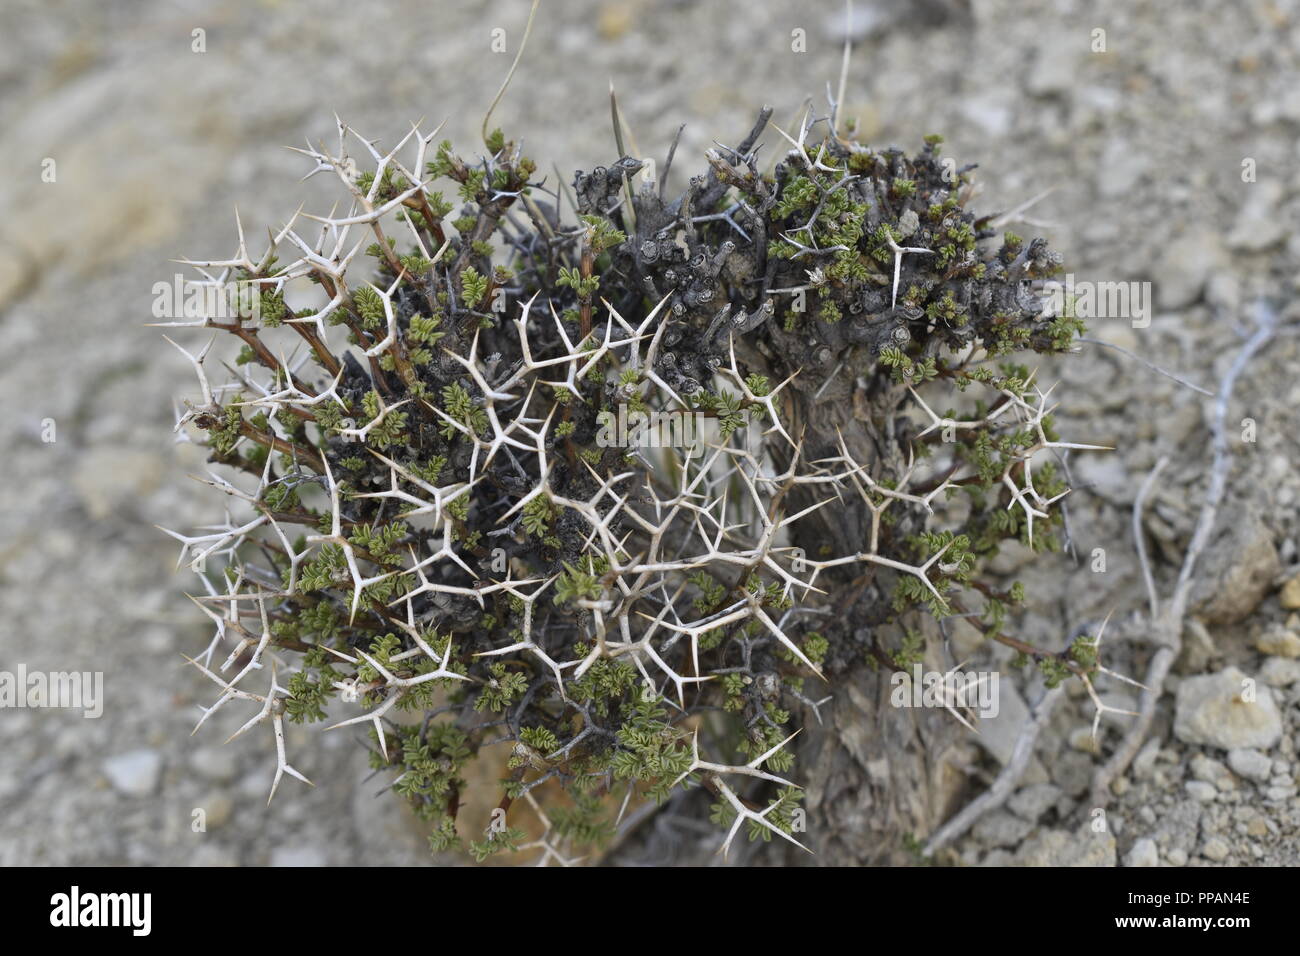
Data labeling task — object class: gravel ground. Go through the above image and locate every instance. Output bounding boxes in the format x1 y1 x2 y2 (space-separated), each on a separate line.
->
1 0 1299 866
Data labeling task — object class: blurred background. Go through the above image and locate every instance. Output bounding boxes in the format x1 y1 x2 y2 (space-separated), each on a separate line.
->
2 0 1299 865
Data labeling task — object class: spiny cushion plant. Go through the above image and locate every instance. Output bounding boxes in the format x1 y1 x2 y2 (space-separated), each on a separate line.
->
161 102 1109 863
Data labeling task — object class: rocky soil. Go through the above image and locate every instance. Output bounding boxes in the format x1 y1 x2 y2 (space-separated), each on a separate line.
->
1 0 1298 866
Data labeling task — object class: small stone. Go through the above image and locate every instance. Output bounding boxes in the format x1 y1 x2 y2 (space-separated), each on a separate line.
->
190 747 239 783
1190 754 1228 782
972 679 1030 765
1068 726 1102 753
1280 88 1300 123
1012 825 1116 867
1280 575 1300 610
1185 780 1217 802
0 241 34 308
1132 737 1162 779
1191 511 1280 625
895 208 919 239
1075 454 1130 499
1166 847 1188 866
101 749 163 797
1201 837 1231 862
71 448 166 521
187 844 239 867
825 4 907 42
1226 182 1287 252
986 539 1036 576
238 769 273 801
1096 138 1148 198
1255 628 1300 658
1125 837 1159 867
200 795 234 829
1205 271 1240 313
1051 749 1097 798
1228 748 1273 783
1259 657 1300 687
53 726 90 759
1251 99 1279 126
1154 226 1227 310
1008 783 1062 822
1021 756 1052 787
1026 41 1078 97
596 1 634 40
973 810 1035 848
1173 667 1283 751
962 94 1014 137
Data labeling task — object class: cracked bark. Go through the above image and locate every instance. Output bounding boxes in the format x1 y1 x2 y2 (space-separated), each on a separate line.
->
754 324 967 865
